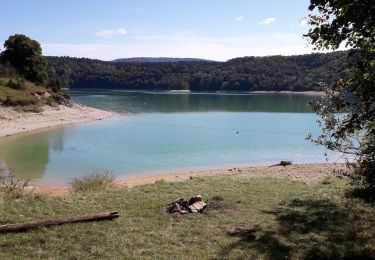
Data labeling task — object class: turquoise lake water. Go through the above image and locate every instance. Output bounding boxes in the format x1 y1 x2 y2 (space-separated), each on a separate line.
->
0 90 335 186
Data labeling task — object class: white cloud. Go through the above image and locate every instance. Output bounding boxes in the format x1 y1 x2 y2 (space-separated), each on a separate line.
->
258 17 276 25
95 28 127 38
235 16 244 21
299 18 308 26
42 33 318 61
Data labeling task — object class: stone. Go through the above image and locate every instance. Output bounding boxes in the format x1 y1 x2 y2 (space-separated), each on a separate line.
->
188 195 202 205
189 201 207 213
166 202 182 214
166 195 207 214
189 205 199 213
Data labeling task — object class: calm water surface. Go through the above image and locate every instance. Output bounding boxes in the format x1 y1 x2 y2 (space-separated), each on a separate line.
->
0 90 333 186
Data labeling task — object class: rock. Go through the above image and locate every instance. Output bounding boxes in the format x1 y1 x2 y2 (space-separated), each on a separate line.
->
189 201 207 213
188 195 202 205
189 206 199 213
166 195 208 214
167 202 182 214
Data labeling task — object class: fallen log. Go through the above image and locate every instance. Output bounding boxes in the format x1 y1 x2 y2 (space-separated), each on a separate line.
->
0 211 119 233
269 160 293 168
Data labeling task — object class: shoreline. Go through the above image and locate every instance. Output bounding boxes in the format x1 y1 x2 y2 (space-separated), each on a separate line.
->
70 88 325 96
0 103 113 138
32 163 346 196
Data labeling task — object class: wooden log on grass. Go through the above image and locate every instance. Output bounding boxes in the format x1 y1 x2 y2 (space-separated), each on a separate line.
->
0 211 119 233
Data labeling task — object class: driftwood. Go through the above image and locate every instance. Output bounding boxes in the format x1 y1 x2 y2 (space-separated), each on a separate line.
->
0 211 119 233
269 160 293 168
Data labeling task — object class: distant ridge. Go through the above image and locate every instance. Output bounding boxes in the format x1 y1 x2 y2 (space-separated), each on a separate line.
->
47 51 349 92
112 57 217 63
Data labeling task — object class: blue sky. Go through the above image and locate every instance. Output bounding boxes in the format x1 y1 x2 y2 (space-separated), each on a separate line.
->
0 0 315 61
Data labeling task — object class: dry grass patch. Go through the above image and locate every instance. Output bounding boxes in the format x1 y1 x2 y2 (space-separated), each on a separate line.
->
70 169 115 193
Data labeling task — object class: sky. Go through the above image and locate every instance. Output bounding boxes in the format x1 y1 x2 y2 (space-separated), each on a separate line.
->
0 0 316 61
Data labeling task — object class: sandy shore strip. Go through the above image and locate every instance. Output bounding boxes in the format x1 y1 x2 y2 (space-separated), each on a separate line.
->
33 163 347 196
116 163 345 187
247 90 325 96
0 104 112 138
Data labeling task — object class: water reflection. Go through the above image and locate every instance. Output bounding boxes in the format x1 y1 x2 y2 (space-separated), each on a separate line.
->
71 90 318 114
0 130 64 181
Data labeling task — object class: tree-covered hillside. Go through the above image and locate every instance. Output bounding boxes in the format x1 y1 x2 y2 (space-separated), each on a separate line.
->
0 34 70 111
47 51 349 91
112 57 215 63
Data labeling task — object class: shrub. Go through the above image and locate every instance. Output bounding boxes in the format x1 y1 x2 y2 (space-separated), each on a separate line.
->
0 78 7 87
6 78 25 90
0 173 31 200
70 169 115 193
3 94 38 106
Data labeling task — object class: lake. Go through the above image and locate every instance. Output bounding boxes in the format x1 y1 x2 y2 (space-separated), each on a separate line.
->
0 90 334 186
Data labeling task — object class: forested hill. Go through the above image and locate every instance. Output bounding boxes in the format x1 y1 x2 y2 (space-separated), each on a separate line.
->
47 51 349 91
112 57 215 63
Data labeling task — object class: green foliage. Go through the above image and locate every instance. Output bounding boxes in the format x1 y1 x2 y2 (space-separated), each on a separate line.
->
0 62 18 78
2 93 39 107
46 77 61 93
70 169 115 193
47 51 349 91
306 0 375 190
0 35 71 107
0 34 48 84
5 78 25 90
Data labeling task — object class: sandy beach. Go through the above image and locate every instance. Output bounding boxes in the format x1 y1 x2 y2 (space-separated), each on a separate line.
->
33 163 347 196
0 104 112 138
116 163 345 187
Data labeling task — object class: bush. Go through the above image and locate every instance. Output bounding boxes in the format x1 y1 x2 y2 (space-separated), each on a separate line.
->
46 77 62 93
0 173 31 200
6 78 25 90
70 169 115 193
3 94 39 106
0 78 7 87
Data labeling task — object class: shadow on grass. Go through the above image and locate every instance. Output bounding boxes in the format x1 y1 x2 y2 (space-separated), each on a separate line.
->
347 187 375 204
221 198 375 259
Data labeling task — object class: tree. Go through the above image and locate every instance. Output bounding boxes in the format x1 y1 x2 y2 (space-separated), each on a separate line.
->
0 34 48 83
306 0 375 190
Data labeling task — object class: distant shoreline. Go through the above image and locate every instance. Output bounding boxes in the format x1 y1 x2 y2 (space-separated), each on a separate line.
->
0 103 112 138
71 88 325 96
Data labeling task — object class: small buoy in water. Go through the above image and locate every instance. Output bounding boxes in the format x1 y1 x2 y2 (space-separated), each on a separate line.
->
236 131 239 134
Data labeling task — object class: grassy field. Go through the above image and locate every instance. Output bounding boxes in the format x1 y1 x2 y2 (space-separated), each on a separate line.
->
1 174 374 259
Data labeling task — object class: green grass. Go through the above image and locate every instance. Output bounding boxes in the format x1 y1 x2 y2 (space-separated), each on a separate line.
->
0 175 374 259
